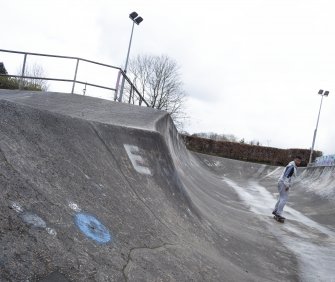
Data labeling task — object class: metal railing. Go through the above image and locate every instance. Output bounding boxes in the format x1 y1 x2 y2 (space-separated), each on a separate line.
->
0 49 149 106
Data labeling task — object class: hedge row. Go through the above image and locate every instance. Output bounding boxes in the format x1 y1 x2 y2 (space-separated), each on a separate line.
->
181 135 321 167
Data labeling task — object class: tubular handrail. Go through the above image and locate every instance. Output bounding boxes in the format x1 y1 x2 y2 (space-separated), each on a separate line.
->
0 49 120 70
0 48 149 107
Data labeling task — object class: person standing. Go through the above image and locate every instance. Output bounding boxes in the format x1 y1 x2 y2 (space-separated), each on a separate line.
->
272 156 302 219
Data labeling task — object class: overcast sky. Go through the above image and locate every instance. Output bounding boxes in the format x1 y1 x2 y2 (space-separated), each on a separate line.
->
1 0 335 155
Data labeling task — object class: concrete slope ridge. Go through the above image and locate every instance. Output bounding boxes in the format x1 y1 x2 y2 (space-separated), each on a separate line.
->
0 90 334 281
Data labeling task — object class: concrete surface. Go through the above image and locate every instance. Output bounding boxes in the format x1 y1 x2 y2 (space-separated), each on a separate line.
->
0 90 334 281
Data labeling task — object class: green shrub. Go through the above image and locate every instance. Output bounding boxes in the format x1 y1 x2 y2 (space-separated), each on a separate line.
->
0 76 43 91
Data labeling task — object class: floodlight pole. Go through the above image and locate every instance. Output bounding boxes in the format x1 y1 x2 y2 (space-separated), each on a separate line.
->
124 21 135 75
309 90 329 164
118 12 143 102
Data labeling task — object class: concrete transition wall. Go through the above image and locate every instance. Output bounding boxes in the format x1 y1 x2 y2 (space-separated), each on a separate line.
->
0 90 334 282
181 135 322 166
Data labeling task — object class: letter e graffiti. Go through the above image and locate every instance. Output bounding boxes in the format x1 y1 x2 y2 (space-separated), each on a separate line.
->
124 144 152 175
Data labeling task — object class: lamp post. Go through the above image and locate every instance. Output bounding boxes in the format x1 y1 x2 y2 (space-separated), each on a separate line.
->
309 89 329 164
118 11 143 102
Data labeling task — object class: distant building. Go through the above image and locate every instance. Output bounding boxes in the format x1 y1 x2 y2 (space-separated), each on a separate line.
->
315 155 335 166
0 62 8 74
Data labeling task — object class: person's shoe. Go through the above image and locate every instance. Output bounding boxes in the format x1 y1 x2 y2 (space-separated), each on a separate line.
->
272 210 278 215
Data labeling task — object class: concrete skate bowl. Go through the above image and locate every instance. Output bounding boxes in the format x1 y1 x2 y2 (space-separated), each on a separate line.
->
0 90 334 281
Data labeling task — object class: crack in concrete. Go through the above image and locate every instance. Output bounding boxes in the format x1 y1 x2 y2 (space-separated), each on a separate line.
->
122 243 176 282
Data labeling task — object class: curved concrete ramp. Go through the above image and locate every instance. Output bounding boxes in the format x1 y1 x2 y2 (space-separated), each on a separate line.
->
0 90 334 281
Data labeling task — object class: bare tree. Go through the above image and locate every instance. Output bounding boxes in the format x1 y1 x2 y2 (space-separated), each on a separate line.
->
21 64 49 91
1 62 48 91
125 54 187 128
192 132 239 142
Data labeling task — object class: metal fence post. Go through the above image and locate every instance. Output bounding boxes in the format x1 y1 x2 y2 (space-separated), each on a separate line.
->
128 84 133 104
118 75 126 102
114 70 121 101
71 58 79 94
19 53 27 90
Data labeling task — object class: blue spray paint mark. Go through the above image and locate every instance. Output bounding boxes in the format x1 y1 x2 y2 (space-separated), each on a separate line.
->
20 212 47 228
74 213 111 244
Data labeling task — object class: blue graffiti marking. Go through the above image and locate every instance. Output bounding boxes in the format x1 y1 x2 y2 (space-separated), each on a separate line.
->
74 213 111 244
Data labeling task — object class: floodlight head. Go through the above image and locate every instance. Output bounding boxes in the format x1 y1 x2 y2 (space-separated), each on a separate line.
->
318 89 324 95
129 12 138 20
324 91 329 96
134 16 143 25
